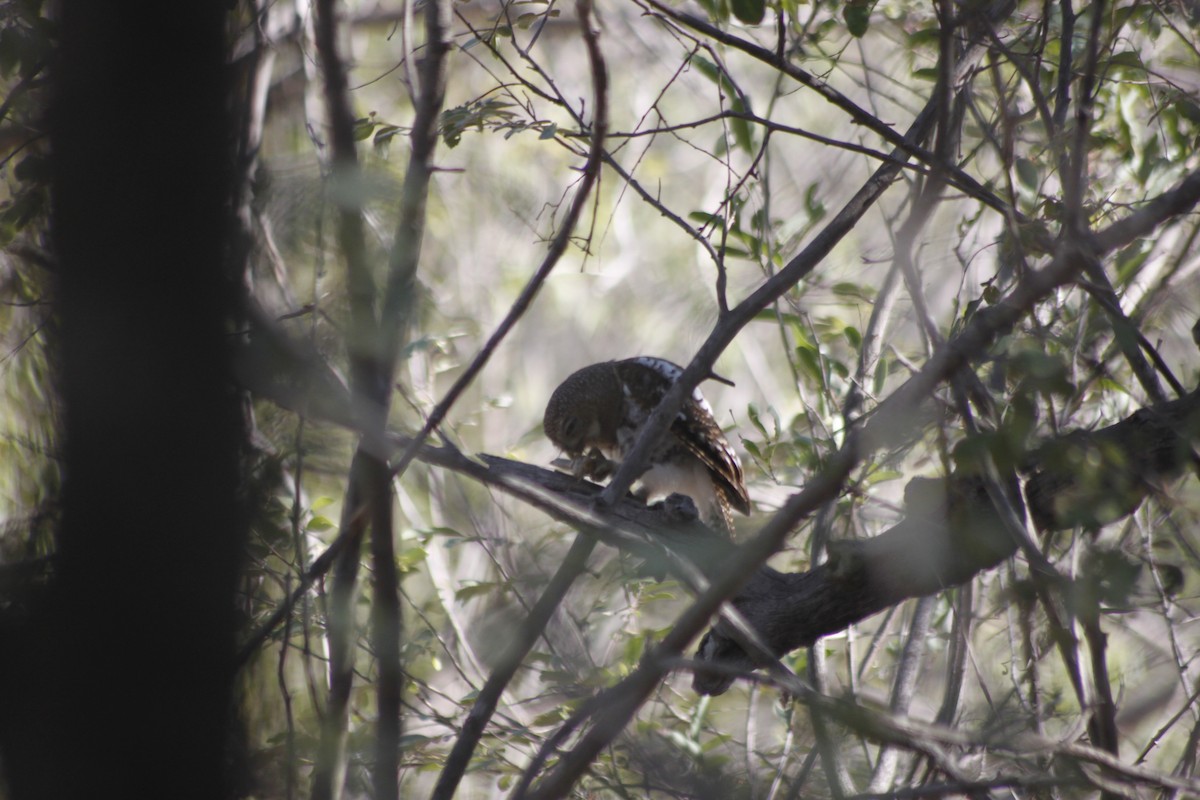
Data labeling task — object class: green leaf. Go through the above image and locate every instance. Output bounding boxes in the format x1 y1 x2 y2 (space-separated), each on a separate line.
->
864 468 904 485
747 402 779 438
689 55 752 153
731 0 766 25
688 210 726 232
421 526 467 538
1105 50 1146 76
531 708 568 727
872 355 889 395
307 515 335 532
729 96 754 153
843 0 871 37
795 345 825 389
454 581 500 601
1015 157 1039 190
353 116 377 141
907 26 941 47
397 545 428 573
373 124 401 145
832 282 875 302
689 54 722 86
1115 241 1150 286
398 734 434 751
804 182 826 221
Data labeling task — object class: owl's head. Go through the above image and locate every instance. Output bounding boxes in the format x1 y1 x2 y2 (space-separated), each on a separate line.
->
543 362 623 455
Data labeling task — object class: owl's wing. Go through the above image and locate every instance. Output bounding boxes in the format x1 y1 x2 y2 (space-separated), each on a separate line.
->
676 402 751 514
616 357 751 515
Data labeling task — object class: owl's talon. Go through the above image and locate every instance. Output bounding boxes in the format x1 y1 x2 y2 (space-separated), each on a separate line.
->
577 449 617 481
660 492 699 523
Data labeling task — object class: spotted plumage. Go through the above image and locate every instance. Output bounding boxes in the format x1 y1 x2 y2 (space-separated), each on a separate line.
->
543 357 750 535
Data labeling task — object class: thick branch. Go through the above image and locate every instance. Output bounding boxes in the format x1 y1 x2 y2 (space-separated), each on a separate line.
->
236 166 1200 653
236 358 1200 687
234 145 1200 793
309 0 378 794
695 387 1200 693
514 165 1200 796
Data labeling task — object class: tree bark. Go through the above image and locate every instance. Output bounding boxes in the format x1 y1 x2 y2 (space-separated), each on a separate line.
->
694 388 1200 694
0 2 245 798
238 324 1200 696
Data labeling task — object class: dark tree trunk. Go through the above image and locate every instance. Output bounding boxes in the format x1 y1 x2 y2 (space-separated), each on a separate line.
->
0 3 245 798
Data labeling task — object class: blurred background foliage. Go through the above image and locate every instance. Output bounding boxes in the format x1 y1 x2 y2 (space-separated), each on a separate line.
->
4 0 1200 797
0 0 54 566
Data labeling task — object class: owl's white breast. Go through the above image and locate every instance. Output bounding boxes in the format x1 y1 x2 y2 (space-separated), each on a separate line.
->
636 458 720 517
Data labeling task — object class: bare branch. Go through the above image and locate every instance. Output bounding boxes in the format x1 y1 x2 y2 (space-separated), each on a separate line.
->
1092 170 1200 253
512 168 1200 796
598 0 1023 522
308 0 375 794
385 0 610 488
429 534 597 800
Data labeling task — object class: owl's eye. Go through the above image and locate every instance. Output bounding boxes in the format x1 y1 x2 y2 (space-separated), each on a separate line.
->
561 415 581 443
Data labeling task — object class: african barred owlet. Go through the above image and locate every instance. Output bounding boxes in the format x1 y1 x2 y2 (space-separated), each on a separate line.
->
543 357 751 535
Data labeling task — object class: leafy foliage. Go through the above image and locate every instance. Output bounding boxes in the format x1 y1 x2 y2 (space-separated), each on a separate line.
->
5 0 1200 798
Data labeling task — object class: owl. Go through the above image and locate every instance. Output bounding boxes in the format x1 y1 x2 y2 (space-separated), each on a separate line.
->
543 357 751 535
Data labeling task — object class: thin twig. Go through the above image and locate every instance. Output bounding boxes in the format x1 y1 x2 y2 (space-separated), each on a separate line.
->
385 0 609 488
431 533 598 800
308 0 409 793
868 597 936 792
425 6 608 797
515 162 1200 800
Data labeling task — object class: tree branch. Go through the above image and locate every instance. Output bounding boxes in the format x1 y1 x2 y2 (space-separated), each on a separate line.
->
235 137 1200 795
514 162 1200 795
598 0 1021 522
308 0 451 795
308 0 379 793
384 0 608 488
697 380 1200 687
